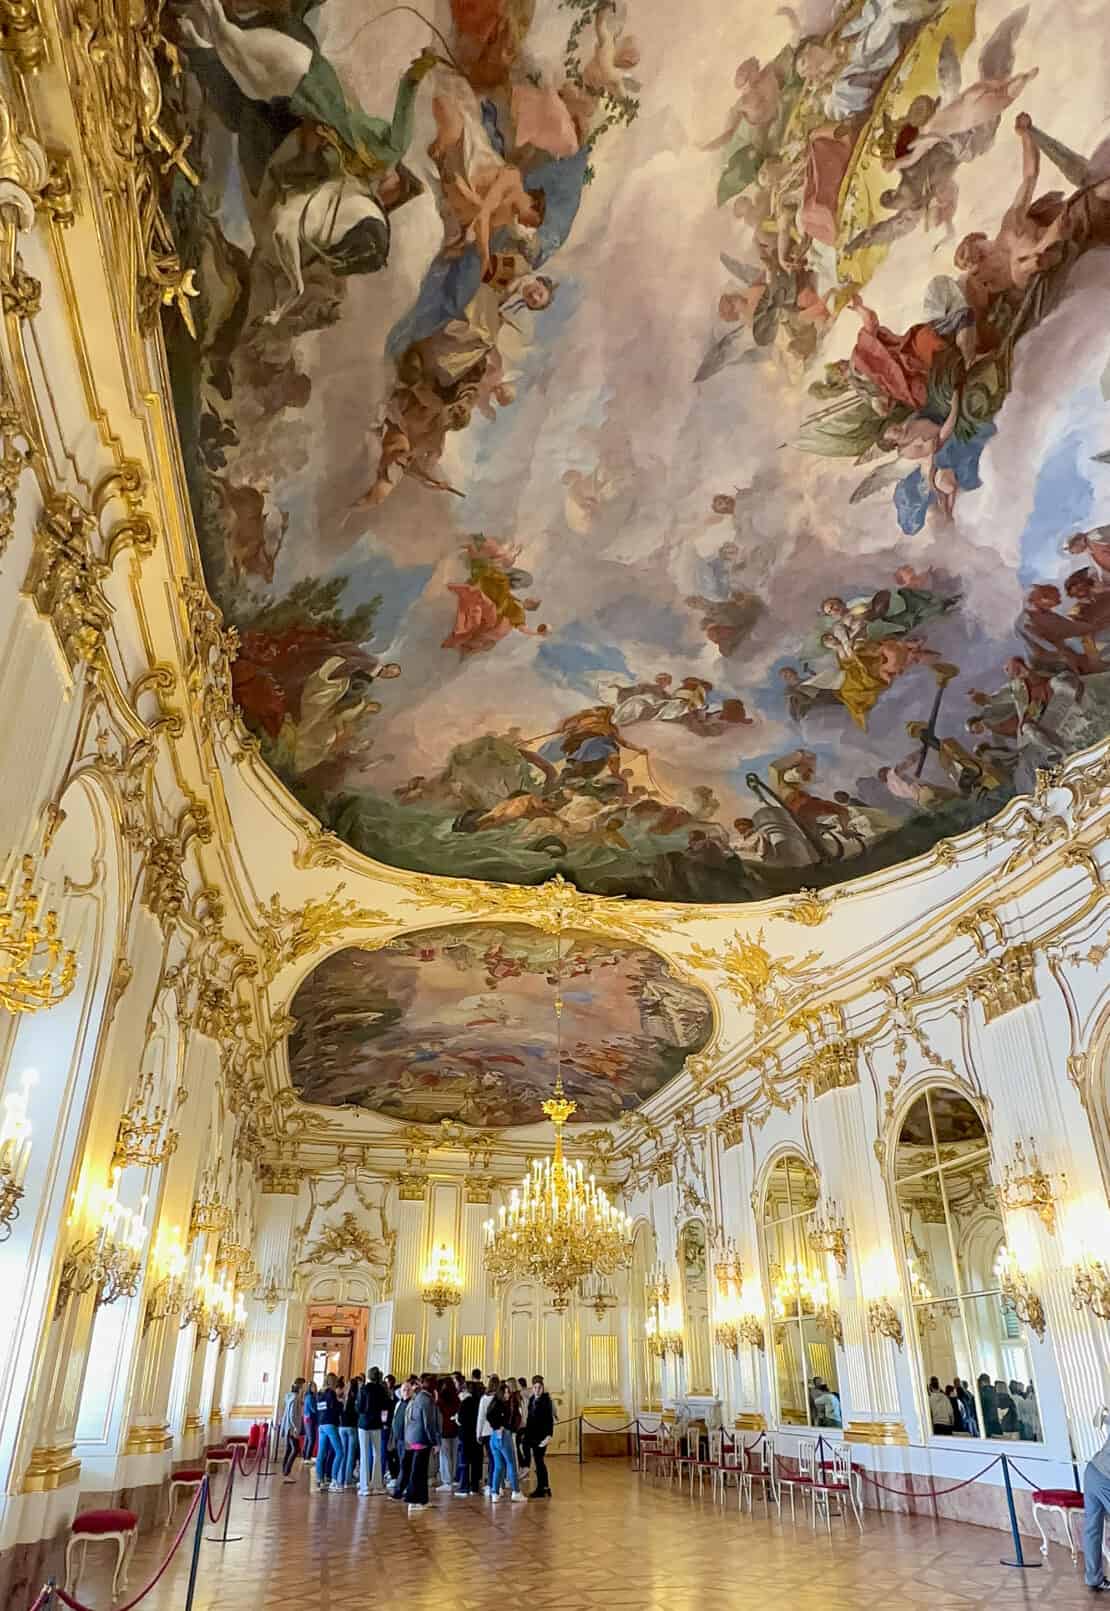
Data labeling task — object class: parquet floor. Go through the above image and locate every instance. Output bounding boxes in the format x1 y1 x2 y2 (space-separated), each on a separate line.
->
59 1460 1097 1611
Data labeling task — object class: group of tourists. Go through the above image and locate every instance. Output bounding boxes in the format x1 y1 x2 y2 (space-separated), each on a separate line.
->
278 1367 555 1514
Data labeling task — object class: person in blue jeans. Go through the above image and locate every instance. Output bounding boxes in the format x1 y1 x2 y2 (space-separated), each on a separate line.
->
485 1382 525 1502
338 1377 360 1488
1085 1415 1110 1592
314 1373 344 1492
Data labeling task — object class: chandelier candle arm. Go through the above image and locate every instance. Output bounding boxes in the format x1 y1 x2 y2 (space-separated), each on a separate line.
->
0 1068 35 1241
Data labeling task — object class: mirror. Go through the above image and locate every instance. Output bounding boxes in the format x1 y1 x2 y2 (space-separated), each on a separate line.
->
761 1153 842 1429
894 1087 1040 1442
679 1219 713 1395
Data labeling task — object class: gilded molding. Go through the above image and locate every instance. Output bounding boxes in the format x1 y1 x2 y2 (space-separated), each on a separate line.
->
68 0 198 331
967 943 1038 1024
22 1442 81 1492
259 887 392 983
844 1420 909 1447
0 0 46 73
122 1423 172 1455
683 929 823 1035
395 1170 427 1202
260 1162 300 1195
465 1173 495 1204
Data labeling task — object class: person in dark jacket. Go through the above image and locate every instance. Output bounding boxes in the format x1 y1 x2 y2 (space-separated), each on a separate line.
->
302 1379 319 1463
456 1374 482 1497
436 1376 460 1491
279 1378 305 1480
526 1375 554 1498
390 1381 414 1499
357 1366 391 1495
314 1373 344 1491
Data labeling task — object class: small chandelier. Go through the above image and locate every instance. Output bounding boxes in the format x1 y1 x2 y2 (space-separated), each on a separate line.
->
1000 1138 1065 1234
56 1169 148 1315
0 1069 35 1240
482 940 633 1310
0 851 78 1015
422 1244 463 1315
580 1274 618 1319
713 1238 743 1298
189 1167 232 1238
807 1199 849 1277
1072 1257 1110 1321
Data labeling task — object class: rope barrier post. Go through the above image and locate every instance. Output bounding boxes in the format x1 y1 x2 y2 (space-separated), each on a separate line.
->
634 1417 641 1471
999 1454 1040 1571
578 1415 583 1465
183 1477 208 1611
243 1434 271 1504
207 1455 244 1545
44 1578 56 1609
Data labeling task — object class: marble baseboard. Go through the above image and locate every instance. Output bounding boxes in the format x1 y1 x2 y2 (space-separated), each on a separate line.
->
0 1529 67 1611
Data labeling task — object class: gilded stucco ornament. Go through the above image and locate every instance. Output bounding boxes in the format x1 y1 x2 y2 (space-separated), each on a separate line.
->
403 870 707 942
0 0 45 72
683 929 823 1036
716 1108 744 1150
259 886 392 982
23 494 110 669
805 1038 860 1099
181 579 239 739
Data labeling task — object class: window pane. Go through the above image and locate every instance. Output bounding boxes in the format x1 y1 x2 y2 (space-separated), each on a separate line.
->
938 1154 1000 1293
897 1178 960 1301
772 1321 808 1425
963 1295 1039 1441
895 1095 935 1177
916 1301 975 1435
929 1090 987 1148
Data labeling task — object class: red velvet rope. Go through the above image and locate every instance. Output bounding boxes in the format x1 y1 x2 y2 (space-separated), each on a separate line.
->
52 1479 206 1611
855 1456 1002 1498
205 1453 237 1522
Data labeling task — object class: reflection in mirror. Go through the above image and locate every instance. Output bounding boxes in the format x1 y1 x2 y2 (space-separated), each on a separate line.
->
895 1087 1040 1442
761 1153 841 1429
680 1220 712 1395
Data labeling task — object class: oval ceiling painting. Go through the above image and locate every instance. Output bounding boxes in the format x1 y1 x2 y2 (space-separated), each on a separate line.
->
167 0 1110 903
286 925 713 1127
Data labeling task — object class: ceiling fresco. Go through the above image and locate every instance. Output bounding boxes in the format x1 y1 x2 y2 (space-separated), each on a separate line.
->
285 924 714 1126
165 0 1110 905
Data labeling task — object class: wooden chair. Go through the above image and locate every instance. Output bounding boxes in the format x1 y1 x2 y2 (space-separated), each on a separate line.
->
65 1509 138 1600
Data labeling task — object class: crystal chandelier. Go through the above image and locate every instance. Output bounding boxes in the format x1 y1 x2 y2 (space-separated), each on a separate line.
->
484 1073 634 1309
482 937 633 1308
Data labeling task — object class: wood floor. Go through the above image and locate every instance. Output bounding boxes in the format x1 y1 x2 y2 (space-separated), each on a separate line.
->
58 1459 1097 1611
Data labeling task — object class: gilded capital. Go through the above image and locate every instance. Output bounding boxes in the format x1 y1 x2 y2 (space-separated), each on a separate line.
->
806 1038 860 1099
967 943 1038 1024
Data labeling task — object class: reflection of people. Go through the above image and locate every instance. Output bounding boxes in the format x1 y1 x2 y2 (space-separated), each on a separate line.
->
812 1379 842 1427
929 1376 954 1434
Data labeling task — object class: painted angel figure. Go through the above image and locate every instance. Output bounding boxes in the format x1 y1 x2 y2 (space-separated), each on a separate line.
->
844 8 1036 254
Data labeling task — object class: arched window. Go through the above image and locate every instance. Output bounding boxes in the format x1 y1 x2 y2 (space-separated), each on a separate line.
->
893 1088 1041 1443
761 1154 842 1429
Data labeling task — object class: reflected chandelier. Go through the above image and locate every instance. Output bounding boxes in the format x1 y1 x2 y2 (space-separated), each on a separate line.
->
482 941 633 1310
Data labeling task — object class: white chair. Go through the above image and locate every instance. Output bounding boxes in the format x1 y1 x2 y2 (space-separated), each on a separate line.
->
163 1466 205 1526
694 1429 722 1497
673 1426 700 1491
65 1509 138 1600
746 1434 781 1515
775 1439 810 1523
715 1433 748 1508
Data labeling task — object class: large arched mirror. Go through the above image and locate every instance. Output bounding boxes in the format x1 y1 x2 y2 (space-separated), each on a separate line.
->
894 1088 1040 1443
679 1220 713 1395
761 1154 842 1428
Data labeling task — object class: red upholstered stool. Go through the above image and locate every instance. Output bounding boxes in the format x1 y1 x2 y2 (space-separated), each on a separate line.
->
205 1444 234 1478
66 1508 138 1599
225 1434 249 1446
165 1467 205 1526
1032 1488 1084 1563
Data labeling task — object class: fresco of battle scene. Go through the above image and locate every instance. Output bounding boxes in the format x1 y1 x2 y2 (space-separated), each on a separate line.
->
286 924 714 1127
164 0 1110 903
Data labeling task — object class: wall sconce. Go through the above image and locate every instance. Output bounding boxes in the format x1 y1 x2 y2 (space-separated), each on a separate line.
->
189 1168 232 1239
867 1298 904 1350
113 1072 178 1171
645 1261 670 1308
0 1069 35 1240
254 1264 290 1313
737 1314 765 1350
714 1238 743 1298
0 851 78 1015
714 1320 740 1354
1000 1138 1066 1234
421 1244 463 1316
808 1200 849 1277
1071 1258 1110 1322
144 1224 187 1331
580 1274 618 1319
999 1251 1046 1341
56 1170 148 1316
